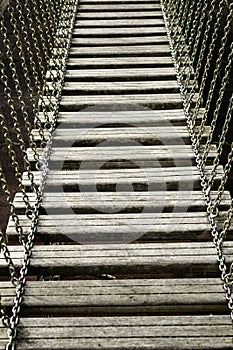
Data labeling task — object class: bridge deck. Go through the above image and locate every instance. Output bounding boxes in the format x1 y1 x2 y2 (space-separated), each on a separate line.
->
2 0 233 349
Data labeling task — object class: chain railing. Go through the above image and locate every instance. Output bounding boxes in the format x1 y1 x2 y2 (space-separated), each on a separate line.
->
161 0 233 319
0 0 79 348
1 0 233 347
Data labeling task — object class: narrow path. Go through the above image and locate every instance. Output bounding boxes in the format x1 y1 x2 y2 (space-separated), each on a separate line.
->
1 0 233 349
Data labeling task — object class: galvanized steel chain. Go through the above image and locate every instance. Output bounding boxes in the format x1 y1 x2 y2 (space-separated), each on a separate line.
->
7 1 47 147
181 0 203 70
197 3 233 149
183 0 208 85
0 59 34 221
0 10 40 169
214 141 233 210
0 232 16 337
0 159 24 240
176 0 197 64
0 228 19 286
188 0 225 119
165 0 188 57
201 41 233 167
161 0 233 320
2 2 79 349
208 95 233 191
14 0 57 128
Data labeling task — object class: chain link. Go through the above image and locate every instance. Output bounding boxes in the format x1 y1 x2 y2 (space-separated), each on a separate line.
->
14 0 56 129
188 0 225 120
207 94 233 191
7 1 47 148
0 1 79 348
0 161 24 240
0 11 40 169
161 0 233 321
197 3 233 149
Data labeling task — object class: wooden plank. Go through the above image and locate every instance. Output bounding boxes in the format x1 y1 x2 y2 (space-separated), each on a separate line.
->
1 315 232 327
22 167 223 191
1 242 233 276
7 212 228 243
73 27 167 36
7 212 228 231
71 36 169 46
69 45 171 56
63 67 177 79
78 4 162 10
2 336 233 349
1 316 232 349
17 324 233 338
32 125 200 145
26 145 205 162
74 19 165 27
60 94 183 110
27 145 216 168
12 191 231 213
2 278 224 289
21 166 223 189
1 278 227 315
37 109 201 126
61 81 179 93
80 0 161 3
66 56 173 68
76 11 163 19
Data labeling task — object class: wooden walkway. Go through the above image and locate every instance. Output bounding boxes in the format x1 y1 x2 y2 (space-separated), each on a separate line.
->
1 0 233 348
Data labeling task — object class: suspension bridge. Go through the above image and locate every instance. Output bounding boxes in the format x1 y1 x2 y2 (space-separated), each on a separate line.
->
0 0 233 349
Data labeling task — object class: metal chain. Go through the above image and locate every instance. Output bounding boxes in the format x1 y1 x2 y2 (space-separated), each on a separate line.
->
161 0 233 321
0 12 40 169
181 0 205 95
3 2 79 349
0 140 24 240
13 0 56 128
30 0 61 78
188 0 225 119
0 232 16 337
207 94 233 191
170 0 190 60
201 42 233 166
7 1 47 148
23 0 61 97
177 0 196 64
181 0 204 69
218 200 233 245
0 232 19 287
214 141 233 210
0 57 34 219
197 3 233 148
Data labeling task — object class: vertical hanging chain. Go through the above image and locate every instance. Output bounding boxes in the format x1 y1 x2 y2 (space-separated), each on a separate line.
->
0 159 24 240
182 0 208 92
188 0 226 119
7 1 47 147
161 0 233 321
0 228 19 286
1 2 80 349
0 232 16 339
13 0 56 128
0 58 34 221
214 141 233 210
197 3 233 142
0 13 40 168
208 95 233 190
201 41 233 166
